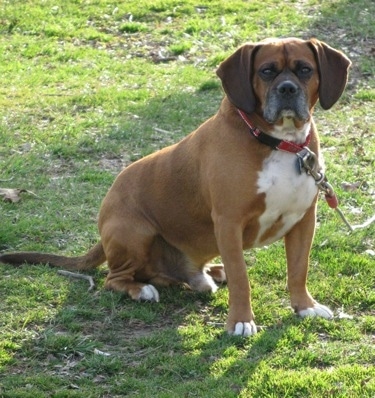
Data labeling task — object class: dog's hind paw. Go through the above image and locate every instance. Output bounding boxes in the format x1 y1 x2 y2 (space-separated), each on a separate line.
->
230 321 258 337
188 272 218 293
139 285 160 302
298 302 333 319
206 264 227 283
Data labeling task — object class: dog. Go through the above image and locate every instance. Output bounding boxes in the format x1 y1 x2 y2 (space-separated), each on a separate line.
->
0 38 351 336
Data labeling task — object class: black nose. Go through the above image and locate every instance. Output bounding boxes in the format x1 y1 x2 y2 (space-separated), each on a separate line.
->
277 81 299 96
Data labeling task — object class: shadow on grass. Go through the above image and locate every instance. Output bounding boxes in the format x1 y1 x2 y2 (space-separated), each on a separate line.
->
1 0 373 395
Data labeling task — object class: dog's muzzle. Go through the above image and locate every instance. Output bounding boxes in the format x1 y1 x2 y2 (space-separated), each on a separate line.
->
263 79 310 123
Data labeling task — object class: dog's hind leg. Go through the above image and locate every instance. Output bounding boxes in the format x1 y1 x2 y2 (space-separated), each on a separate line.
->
101 221 219 299
104 257 161 302
101 222 162 302
149 236 220 294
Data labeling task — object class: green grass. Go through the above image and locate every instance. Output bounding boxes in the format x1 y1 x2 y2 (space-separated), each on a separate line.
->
0 0 374 396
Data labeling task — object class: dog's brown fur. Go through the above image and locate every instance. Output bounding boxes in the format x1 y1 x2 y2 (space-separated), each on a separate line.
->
0 38 351 336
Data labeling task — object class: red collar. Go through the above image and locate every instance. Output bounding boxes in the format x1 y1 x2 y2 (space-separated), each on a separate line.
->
237 109 311 153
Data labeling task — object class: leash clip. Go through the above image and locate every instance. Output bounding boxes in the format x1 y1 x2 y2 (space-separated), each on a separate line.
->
296 147 321 179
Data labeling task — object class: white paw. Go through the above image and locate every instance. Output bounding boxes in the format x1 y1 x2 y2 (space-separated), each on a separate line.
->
205 264 227 283
214 272 227 283
230 321 258 337
139 285 160 302
189 272 218 293
298 302 333 319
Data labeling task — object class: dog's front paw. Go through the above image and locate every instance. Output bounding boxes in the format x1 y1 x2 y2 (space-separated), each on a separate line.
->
138 284 160 302
229 321 258 337
298 302 333 319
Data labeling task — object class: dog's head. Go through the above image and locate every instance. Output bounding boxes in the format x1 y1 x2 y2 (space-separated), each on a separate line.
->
217 38 351 125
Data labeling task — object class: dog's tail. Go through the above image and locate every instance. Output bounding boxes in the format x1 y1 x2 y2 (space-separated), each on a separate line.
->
0 241 106 271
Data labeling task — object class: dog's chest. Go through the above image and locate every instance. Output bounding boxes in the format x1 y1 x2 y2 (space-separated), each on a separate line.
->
253 151 318 247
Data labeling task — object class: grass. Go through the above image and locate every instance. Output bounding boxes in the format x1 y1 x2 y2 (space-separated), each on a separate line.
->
0 0 374 396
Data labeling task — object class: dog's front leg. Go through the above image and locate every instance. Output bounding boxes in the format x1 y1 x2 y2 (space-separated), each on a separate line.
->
285 205 333 319
214 218 257 336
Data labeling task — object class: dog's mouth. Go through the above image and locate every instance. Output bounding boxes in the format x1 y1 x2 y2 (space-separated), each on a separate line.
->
263 108 311 138
280 109 297 118
264 106 310 125
263 87 311 125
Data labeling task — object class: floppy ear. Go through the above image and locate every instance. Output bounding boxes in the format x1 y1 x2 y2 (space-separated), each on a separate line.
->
216 44 258 114
309 39 351 110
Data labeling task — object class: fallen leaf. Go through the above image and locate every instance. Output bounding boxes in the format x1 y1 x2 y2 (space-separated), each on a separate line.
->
0 188 25 203
337 311 354 320
94 348 111 356
0 188 37 203
341 181 362 191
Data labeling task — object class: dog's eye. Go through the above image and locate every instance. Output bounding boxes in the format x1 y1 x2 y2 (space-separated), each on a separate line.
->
296 64 313 77
300 66 312 74
260 68 277 78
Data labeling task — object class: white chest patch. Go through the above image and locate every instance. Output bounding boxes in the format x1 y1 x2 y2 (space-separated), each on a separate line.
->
253 150 318 247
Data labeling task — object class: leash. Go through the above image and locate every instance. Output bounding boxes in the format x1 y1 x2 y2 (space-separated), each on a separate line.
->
237 109 356 232
296 148 375 232
296 147 353 232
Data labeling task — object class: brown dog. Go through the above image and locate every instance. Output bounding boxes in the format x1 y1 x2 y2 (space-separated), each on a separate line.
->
0 38 351 336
